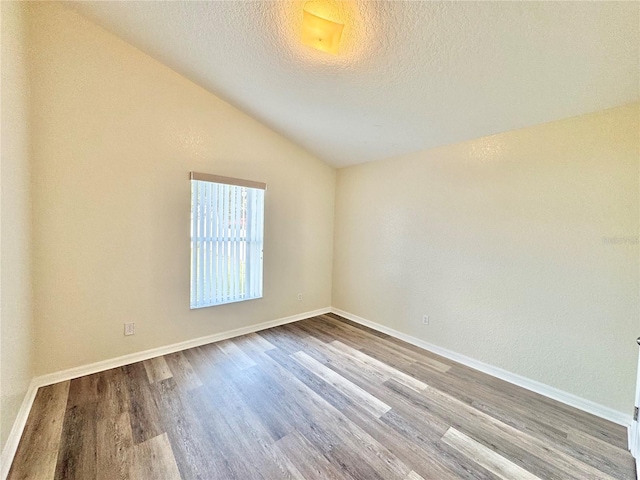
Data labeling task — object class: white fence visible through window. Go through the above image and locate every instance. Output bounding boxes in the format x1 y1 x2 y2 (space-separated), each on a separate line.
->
190 176 265 308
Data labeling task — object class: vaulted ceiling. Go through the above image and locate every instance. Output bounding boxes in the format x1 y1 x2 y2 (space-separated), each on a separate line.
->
66 1 639 167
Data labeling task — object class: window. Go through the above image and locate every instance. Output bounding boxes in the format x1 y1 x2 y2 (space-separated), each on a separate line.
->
190 172 265 309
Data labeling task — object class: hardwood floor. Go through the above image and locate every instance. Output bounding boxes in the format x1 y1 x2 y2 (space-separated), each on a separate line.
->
8 314 635 479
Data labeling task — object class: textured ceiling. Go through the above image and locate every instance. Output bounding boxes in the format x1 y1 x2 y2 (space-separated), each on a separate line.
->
66 1 639 168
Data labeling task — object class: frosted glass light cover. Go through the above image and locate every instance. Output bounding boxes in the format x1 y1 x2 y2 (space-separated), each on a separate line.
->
301 9 344 55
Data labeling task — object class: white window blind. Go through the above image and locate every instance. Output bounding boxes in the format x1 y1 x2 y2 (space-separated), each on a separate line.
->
190 173 265 309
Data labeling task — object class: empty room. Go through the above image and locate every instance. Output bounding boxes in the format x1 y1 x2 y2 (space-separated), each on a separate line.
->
1 1 638 479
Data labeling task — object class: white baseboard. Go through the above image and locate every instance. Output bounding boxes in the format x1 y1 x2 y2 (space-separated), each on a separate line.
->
0 379 38 480
0 307 330 479
330 307 633 430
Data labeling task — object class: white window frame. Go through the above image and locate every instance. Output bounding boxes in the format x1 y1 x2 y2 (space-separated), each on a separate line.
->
190 172 265 309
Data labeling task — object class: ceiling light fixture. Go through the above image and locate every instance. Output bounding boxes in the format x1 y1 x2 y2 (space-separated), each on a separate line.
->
301 5 344 55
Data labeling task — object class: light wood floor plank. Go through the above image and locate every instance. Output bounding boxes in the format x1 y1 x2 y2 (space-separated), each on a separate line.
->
257 347 413 480
294 320 338 343
65 373 99 408
187 385 259 478
142 356 173 384
359 341 418 369
121 362 164 445
430 389 621 480
292 336 476 480
164 351 203 391
151 378 223 479
275 431 350 480
96 412 133 480
453 362 627 449
471 397 633 478
217 338 258 370
7 382 70 480
234 331 278 352
200 375 307 480
302 334 389 385
130 433 181 480
323 314 453 370
233 351 389 480
329 339 429 392
291 350 392 418
96 368 130 419
412 357 452 374
405 471 427 480
258 326 311 354
442 427 541 480
568 426 634 465
389 378 622 480
54 402 98 479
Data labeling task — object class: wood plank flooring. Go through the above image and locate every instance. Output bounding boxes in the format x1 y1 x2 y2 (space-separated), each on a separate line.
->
7 314 635 479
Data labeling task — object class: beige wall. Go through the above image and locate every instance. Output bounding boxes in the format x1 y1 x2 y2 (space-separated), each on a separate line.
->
28 3 335 376
1 2 33 452
333 104 639 414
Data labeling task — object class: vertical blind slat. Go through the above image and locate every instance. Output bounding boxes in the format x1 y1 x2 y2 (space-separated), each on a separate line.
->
203 180 209 305
247 189 254 298
222 184 228 302
216 183 222 304
253 189 260 299
257 190 265 296
245 188 255 297
212 183 218 303
206 182 214 305
197 181 205 306
237 187 242 297
231 186 238 300
253 190 259 298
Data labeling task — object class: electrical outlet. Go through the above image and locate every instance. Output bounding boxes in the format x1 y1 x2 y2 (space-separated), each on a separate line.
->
124 322 135 336
297 293 303 301
422 315 429 325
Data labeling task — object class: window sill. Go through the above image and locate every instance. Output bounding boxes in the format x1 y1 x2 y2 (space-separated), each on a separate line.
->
190 294 263 309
